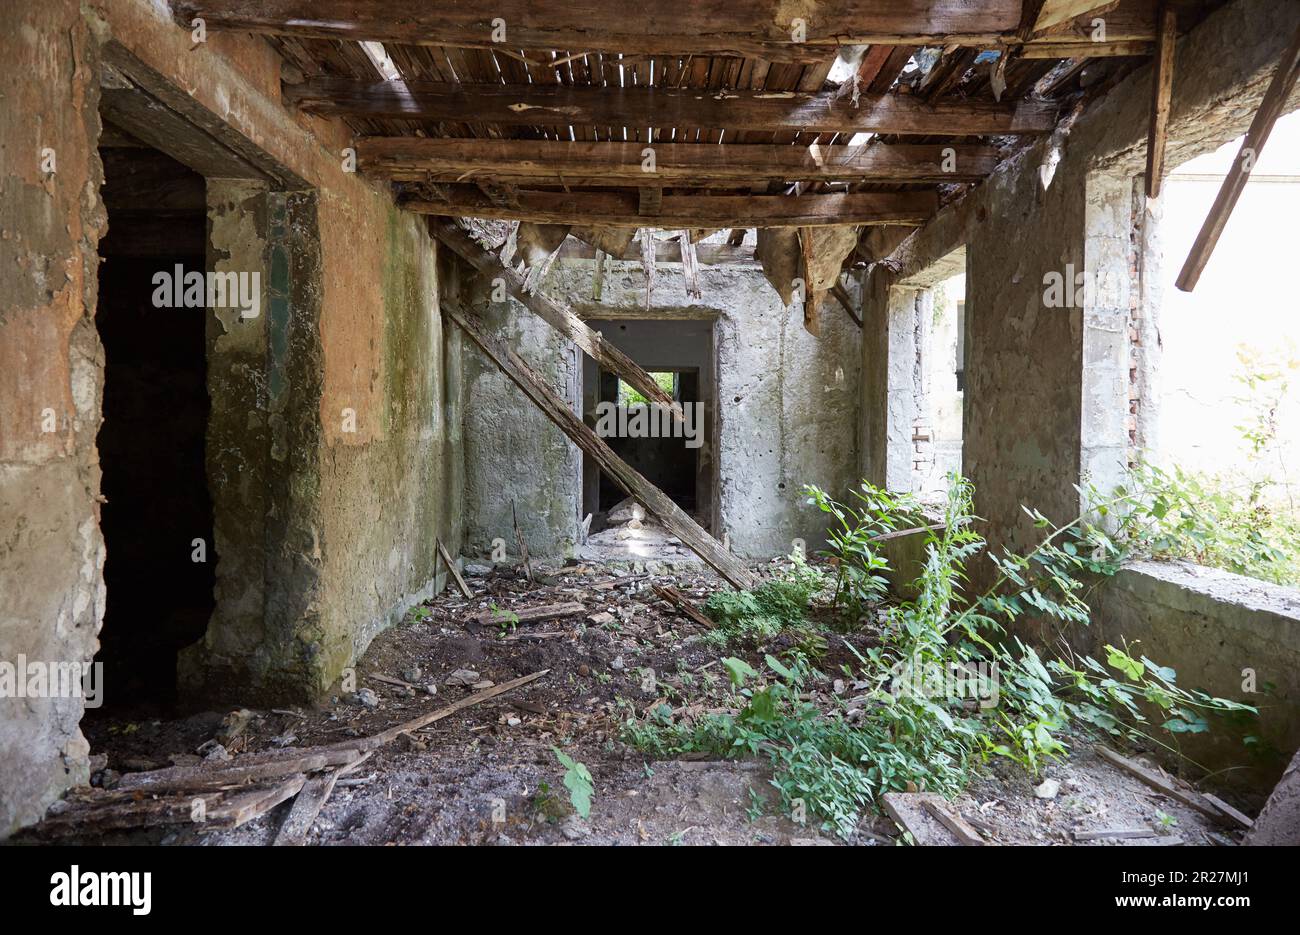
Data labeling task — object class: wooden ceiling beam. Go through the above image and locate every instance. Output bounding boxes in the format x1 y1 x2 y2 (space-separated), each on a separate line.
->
287 80 1058 136
173 0 1158 60
174 0 1028 62
357 139 1000 185
404 187 937 228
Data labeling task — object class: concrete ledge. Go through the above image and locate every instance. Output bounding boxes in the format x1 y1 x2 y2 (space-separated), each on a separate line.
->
1095 560 1300 794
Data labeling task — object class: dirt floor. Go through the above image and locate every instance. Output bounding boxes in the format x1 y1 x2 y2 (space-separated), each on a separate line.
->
44 559 1250 846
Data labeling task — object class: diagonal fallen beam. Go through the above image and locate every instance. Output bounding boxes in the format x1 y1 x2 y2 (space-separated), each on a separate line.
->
444 299 757 590
432 219 680 419
1176 25 1300 291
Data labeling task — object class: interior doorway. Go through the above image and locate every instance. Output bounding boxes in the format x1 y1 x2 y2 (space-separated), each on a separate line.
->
93 129 215 712
580 317 718 551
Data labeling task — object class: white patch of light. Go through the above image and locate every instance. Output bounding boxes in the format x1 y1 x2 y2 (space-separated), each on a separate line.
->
361 42 402 80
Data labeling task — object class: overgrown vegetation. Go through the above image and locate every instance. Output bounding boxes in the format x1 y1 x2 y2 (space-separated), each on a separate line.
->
1115 345 1300 587
701 552 825 648
622 476 1256 839
618 372 676 407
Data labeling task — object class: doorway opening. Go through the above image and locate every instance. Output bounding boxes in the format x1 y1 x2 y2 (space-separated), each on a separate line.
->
93 127 215 713
580 317 717 559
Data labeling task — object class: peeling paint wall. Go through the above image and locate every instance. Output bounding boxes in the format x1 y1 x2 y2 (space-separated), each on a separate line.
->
457 256 861 561
0 0 106 839
1 0 454 834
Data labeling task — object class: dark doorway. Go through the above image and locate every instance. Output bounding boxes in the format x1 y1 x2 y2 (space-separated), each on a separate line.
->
581 318 717 534
93 129 214 712
594 369 700 514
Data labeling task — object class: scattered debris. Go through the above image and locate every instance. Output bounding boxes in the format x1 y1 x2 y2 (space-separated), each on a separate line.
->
1034 778 1061 800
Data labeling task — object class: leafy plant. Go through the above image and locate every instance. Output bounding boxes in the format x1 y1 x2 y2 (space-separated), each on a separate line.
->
1111 462 1300 587
624 475 1256 839
552 747 594 818
805 483 930 622
703 553 827 647
489 603 520 634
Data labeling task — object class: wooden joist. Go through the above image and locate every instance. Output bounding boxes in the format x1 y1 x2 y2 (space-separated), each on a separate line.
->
286 80 1058 137
413 189 937 229
444 299 757 590
358 139 1000 186
471 602 586 627
1144 2 1177 199
431 219 680 419
172 0 1158 61
1176 25 1300 292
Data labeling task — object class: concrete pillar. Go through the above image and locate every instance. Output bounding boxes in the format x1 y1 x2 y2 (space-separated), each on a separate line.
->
963 160 1136 589
861 275 926 492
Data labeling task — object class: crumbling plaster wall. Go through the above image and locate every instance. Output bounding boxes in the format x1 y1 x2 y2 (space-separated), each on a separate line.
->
458 255 861 561
455 270 584 563
1 0 453 834
862 0 1300 584
0 0 107 840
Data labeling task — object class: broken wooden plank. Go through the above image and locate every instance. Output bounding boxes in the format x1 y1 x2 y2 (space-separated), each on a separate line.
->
31 791 226 837
288 80 1058 136
800 228 821 337
432 219 680 420
357 138 1001 185
115 747 362 795
1202 792 1253 831
444 300 757 590
831 282 863 328
653 585 715 629
1094 746 1243 827
273 752 372 846
1176 25 1300 291
922 798 986 845
512 500 533 583
205 773 306 829
1144 2 1177 199
471 602 586 627
345 669 551 751
413 188 938 229
679 233 702 301
1072 826 1159 841
436 538 472 598
881 792 968 845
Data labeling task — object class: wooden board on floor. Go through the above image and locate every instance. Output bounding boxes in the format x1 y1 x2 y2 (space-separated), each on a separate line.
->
882 792 976 845
470 602 585 627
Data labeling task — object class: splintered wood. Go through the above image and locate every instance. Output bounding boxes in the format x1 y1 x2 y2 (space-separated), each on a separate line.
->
32 670 550 841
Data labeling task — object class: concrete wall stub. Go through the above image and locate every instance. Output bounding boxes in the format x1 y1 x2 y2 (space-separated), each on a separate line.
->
1096 561 1300 794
